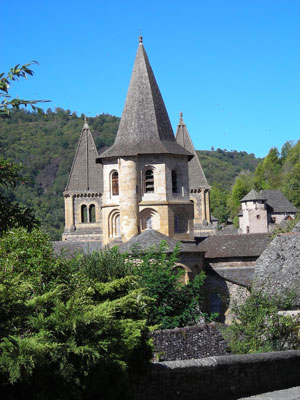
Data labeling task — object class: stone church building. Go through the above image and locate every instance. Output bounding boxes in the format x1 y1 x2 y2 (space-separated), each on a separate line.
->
59 37 274 321
62 37 213 245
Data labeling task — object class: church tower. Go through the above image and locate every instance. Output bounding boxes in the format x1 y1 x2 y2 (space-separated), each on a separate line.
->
175 113 212 235
62 118 103 241
97 37 194 245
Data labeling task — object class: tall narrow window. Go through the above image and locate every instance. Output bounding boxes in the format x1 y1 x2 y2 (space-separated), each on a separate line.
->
145 169 154 193
81 205 88 223
109 210 120 238
172 170 178 193
115 214 120 237
112 171 119 196
89 204 96 223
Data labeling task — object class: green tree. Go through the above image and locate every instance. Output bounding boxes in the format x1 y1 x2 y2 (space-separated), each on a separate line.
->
210 185 230 224
0 228 152 400
128 242 207 329
281 141 300 207
254 147 282 190
0 62 49 114
0 157 38 235
224 292 300 354
228 171 254 221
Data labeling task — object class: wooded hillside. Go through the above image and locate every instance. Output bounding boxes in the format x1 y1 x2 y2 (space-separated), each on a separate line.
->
0 109 262 239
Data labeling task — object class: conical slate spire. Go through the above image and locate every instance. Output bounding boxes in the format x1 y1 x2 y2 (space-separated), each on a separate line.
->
99 38 192 160
65 119 103 191
175 113 209 189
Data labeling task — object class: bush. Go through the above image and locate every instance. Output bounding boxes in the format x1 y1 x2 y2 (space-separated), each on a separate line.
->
0 228 152 400
127 241 207 329
224 292 300 354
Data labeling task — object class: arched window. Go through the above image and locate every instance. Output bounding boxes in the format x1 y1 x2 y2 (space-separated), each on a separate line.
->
115 214 120 237
81 205 87 223
111 171 119 196
108 210 121 238
172 170 178 193
145 169 154 193
89 204 96 223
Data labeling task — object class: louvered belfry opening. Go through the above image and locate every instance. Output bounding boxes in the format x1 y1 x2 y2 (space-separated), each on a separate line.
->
145 169 154 193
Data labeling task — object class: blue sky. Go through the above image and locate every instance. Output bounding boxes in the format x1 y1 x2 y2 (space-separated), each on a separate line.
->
3 0 300 157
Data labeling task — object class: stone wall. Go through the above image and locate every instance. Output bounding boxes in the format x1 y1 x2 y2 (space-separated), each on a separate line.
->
253 232 300 307
132 350 300 400
151 324 230 361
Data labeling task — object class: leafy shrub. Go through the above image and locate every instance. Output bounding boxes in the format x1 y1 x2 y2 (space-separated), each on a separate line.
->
224 292 300 354
127 241 207 329
0 228 152 400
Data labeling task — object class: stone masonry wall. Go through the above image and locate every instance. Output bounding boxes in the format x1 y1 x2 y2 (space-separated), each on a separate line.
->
151 323 230 361
132 350 300 400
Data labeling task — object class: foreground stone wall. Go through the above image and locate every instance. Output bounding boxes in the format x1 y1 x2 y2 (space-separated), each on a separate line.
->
152 324 230 361
132 350 300 400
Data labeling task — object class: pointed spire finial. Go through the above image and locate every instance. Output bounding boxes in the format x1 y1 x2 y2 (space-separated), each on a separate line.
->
180 112 183 120
139 35 143 45
83 114 89 129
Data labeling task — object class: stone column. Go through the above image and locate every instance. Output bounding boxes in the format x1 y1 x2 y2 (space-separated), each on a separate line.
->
64 193 75 232
201 189 206 222
205 189 211 223
119 157 139 242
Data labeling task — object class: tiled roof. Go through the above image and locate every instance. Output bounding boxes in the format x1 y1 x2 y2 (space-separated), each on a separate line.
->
65 121 103 192
260 190 299 213
98 38 192 161
198 233 271 258
175 114 209 189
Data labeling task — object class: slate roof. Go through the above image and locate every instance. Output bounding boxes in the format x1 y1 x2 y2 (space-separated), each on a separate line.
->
175 113 209 189
241 190 265 202
52 241 102 257
98 37 192 161
117 229 201 253
65 120 103 192
198 233 271 258
260 190 299 213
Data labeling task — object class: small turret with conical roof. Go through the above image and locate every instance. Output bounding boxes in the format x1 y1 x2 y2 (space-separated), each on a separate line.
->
175 113 212 235
62 117 103 241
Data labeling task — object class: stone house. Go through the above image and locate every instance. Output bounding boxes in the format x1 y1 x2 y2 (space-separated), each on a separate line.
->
239 189 298 234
